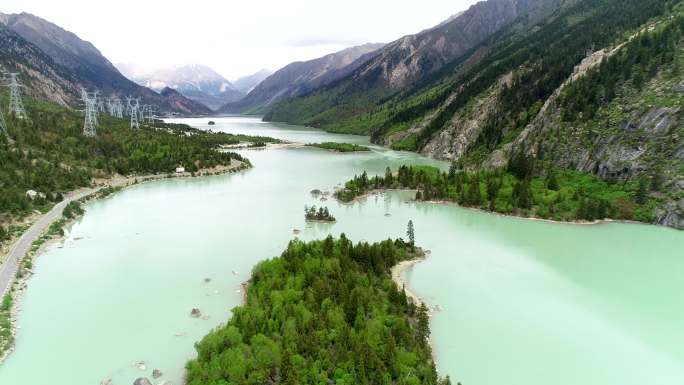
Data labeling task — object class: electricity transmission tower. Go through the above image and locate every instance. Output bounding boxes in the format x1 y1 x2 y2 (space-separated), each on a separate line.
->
146 105 155 123
7 73 28 120
81 88 98 137
108 96 123 118
127 97 140 129
0 107 7 137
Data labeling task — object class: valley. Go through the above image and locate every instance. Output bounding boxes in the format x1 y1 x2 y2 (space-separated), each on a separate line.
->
0 0 682 384
0 117 681 385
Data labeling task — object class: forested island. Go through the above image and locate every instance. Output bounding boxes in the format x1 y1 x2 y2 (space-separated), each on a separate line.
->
185 236 453 385
306 142 370 152
335 157 659 223
304 206 336 222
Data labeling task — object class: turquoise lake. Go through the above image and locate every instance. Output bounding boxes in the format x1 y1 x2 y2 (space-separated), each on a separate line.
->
0 116 682 385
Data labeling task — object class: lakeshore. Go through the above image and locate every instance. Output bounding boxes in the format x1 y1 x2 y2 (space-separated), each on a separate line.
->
0 159 249 364
1 116 682 385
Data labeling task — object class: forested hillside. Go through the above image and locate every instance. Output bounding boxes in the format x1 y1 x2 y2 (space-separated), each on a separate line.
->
265 0 684 228
0 93 265 232
186 236 451 385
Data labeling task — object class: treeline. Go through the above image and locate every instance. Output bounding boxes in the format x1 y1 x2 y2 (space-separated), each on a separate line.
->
336 160 657 223
0 97 252 220
306 142 371 153
186 236 453 385
561 14 684 121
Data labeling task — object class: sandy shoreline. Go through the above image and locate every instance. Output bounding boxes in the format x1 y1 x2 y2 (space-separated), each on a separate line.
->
391 258 425 307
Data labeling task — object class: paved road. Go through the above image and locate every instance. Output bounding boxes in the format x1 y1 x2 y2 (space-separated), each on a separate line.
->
0 188 96 297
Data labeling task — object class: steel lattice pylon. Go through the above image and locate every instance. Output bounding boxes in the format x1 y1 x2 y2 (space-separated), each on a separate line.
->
0 107 7 137
81 88 98 137
7 73 28 120
127 97 140 129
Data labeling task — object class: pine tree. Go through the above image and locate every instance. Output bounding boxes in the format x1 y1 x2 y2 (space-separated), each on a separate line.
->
406 220 415 250
546 172 560 191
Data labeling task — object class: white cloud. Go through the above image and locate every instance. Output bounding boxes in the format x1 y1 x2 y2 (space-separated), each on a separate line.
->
2 0 480 79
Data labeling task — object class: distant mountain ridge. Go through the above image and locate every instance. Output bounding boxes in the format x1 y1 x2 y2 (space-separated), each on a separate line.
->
117 64 244 111
232 69 274 94
265 0 569 128
0 12 211 114
219 43 385 114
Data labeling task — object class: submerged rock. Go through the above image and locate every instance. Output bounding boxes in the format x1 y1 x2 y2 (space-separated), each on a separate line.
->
152 369 163 379
190 308 202 318
133 378 152 385
100 379 112 385
204 278 211 283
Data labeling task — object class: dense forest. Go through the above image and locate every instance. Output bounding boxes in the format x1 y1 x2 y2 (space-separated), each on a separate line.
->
305 142 370 153
336 161 658 223
186 236 453 385
0 95 265 227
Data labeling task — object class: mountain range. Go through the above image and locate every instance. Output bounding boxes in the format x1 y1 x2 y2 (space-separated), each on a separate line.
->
263 0 683 227
116 64 248 111
0 0 681 227
219 43 385 114
232 69 274 94
0 12 211 114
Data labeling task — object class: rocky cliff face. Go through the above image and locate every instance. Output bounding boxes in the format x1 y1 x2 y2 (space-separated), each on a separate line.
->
0 12 211 114
363 0 558 89
220 43 384 114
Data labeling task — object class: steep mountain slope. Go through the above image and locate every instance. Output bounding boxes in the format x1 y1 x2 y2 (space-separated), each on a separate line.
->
0 12 210 114
232 69 273 94
117 64 244 111
219 43 384 114
264 0 570 128
287 0 681 227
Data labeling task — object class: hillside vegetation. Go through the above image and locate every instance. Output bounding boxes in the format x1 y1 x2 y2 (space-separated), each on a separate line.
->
265 0 684 228
186 236 451 385
0 94 258 234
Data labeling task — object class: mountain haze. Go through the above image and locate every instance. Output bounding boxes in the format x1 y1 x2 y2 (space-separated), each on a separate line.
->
117 64 244 111
232 69 274 94
0 12 211 114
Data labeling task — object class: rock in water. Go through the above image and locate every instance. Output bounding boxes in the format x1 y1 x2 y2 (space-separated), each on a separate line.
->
100 379 112 385
152 369 163 379
190 308 202 318
133 378 152 385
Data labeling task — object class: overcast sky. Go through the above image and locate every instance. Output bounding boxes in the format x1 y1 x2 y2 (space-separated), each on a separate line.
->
2 0 480 80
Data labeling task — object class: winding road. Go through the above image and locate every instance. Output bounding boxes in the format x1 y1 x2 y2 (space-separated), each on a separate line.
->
0 188 97 297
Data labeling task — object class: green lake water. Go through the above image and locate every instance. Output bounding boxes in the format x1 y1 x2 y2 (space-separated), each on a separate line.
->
0 117 682 385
